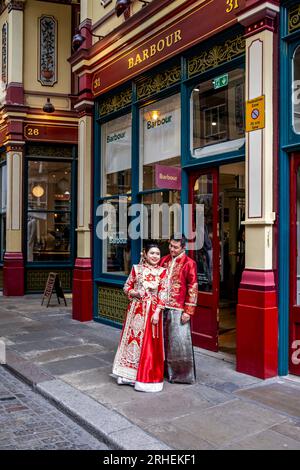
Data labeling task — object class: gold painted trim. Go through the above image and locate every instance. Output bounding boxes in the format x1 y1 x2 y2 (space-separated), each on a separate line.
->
289 4 300 33
188 34 245 77
26 115 79 123
137 64 181 100
99 87 132 117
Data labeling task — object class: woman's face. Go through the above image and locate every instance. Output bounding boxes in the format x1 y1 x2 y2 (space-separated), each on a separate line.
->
146 247 161 265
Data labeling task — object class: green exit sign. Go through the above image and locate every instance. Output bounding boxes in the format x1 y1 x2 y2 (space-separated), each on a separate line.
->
213 74 229 89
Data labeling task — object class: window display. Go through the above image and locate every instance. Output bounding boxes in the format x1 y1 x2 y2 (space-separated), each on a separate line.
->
140 94 181 191
191 68 245 158
27 161 72 262
102 113 132 196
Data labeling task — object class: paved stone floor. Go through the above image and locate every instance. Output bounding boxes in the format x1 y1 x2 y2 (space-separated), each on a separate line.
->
1 295 300 449
0 366 109 450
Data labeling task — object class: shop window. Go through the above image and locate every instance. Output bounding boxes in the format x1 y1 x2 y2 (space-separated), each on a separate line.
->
293 46 300 134
101 197 131 276
101 113 132 196
0 162 6 262
140 94 181 191
27 161 72 262
191 68 245 158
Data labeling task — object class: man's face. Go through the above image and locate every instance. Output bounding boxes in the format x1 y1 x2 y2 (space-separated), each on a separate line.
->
169 240 185 258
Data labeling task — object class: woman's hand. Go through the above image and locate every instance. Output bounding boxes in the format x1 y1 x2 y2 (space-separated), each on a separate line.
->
151 311 160 325
130 290 141 299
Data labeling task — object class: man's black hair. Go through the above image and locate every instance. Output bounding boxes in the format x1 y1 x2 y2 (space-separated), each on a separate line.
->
169 234 186 248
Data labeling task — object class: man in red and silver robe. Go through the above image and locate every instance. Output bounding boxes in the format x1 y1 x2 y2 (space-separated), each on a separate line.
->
160 234 198 384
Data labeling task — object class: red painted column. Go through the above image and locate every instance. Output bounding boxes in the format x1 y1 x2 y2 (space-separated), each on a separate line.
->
71 96 93 322
3 252 24 296
237 270 278 379
72 258 93 322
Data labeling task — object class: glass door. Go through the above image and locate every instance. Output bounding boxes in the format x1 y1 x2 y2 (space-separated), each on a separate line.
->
290 154 300 376
189 169 219 351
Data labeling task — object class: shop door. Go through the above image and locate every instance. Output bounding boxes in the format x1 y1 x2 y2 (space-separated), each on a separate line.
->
189 169 219 351
290 155 300 376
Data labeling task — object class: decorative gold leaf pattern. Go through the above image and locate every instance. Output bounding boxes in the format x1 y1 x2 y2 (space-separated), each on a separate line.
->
99 88 132 117
289 4 300 33
188 35 245 77
137 65 181 100
27 270 71 291
97 286 128 323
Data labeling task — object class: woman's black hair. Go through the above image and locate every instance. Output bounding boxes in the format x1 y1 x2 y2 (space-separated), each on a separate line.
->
144 241 160 254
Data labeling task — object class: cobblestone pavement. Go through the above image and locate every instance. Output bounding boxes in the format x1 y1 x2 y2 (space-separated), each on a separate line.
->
0 366 109 450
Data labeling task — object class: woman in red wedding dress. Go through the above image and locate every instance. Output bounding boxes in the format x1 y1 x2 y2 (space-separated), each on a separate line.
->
112 243 167 392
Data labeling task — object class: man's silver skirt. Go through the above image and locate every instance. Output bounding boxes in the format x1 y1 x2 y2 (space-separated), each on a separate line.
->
163 308 196 384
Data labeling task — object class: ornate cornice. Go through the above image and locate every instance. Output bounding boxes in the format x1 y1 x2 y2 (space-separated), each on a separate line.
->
6 0 26 13
289 4 300 34
237 1 279 36
99 87 132 117
188 35 245 78
5 142 24 152
0 1 7 15
137 64 181 101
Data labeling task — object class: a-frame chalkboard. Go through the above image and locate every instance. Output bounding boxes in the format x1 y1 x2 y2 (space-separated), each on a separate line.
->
41 272 67 308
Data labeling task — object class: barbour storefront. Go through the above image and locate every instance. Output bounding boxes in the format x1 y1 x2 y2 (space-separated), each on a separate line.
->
71 0 280 379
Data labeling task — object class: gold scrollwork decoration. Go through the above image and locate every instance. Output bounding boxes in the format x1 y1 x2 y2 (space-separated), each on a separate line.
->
137 65 181 100
188 35 245 78
99 88 132 117
289 5 300 34
98 286 128 323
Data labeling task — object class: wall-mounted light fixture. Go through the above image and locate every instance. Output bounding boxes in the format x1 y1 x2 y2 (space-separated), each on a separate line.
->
115 0 131 17
72 25 104 52
115 0 149 17
43 97 55 113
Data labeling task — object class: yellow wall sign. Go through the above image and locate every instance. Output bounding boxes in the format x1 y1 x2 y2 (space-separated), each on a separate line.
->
246 95 265 132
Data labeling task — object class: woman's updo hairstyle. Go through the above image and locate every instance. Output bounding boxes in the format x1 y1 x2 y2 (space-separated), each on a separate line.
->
144 241 160 254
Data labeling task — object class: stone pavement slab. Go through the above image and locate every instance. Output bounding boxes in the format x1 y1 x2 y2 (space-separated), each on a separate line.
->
24 344 105 363
60 366 112 391
40 355 106 376
6 349 53 385
222 429 300 450
235 381 300 418
164 399 288 448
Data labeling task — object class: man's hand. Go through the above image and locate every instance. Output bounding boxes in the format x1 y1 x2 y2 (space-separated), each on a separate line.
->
151 311 160 325
181 312 190 324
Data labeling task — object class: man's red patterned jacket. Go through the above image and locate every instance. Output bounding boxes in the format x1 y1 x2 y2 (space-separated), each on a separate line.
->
159 252 198 316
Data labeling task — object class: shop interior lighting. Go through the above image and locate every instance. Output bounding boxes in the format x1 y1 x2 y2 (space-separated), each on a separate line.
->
151 110 159 121
32 185 45 198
